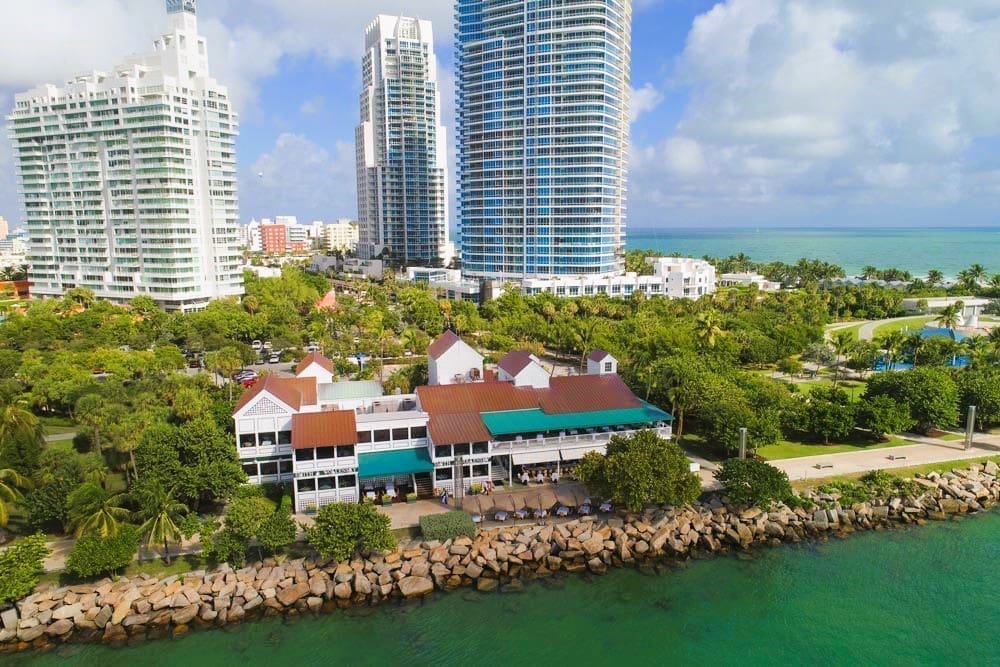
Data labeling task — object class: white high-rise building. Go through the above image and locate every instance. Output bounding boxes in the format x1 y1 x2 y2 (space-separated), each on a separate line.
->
456 0 632 281
355 15 449 266
0 217 8 241
6 0 243 311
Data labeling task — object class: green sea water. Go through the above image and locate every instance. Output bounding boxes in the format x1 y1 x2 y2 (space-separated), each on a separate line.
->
628 227 999 278
11 512 1000 666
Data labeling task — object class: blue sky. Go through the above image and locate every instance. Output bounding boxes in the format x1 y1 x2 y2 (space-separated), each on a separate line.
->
1 0 999 231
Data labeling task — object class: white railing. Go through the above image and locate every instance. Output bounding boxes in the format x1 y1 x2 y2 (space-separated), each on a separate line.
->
492 426 672 453
294 456 358 473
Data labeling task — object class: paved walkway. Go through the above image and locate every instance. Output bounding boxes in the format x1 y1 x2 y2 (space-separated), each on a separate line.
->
855 315 936 341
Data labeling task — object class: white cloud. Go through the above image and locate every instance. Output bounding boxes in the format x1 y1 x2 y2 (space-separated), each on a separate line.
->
247 133 356 220
299 96 325 115
630 83 663 122
632 0 1000 223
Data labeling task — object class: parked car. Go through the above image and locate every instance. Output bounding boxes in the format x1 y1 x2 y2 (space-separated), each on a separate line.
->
262 341 273 351
241 377 257 388
268 354 281 364
188 358 202 369
251 339 263 351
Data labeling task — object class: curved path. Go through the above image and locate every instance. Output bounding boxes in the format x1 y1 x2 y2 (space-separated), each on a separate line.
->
855 315 936 341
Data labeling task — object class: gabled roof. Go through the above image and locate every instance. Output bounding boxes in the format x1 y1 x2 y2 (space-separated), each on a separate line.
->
291 410 357 449
316 288 338 311
417 381 539 416
587 349 612 362
233 375 318 413
427 330 463 360
296 351 335 376
497 350 537 377
538 375 642 414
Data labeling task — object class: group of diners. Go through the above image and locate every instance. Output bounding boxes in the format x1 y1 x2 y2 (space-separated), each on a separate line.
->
517 465 577 485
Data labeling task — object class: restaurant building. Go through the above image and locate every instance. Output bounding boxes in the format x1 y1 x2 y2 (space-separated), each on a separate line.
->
233 335 672 513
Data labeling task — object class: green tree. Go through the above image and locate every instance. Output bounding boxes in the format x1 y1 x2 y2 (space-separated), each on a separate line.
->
0 467 31 526
0 533 50 604
575 430 700 512
804 387 856 444
0 393 43 447
777 357 804 379
857 395 914 440
830 331 854 386
256 511 297 557
65 524 140 579
305 502 395 561
714 458 793 507
956 368 1000 430
134 482 188 564
694 310 726 350
67 482 130 537
865 367 959 434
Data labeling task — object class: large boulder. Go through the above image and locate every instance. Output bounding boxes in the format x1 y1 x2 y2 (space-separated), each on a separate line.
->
397 577 434 599
276 582 311 607
171 605 199 626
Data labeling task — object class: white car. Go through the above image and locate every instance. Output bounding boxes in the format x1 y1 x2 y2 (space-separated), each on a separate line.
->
251 339 262 351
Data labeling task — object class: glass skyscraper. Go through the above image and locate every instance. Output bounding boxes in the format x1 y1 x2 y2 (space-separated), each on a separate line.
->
356 15 450 266
456 0 631 280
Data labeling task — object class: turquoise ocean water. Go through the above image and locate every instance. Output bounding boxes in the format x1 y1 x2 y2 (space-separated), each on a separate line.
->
627 227 999 278
12 511 999 666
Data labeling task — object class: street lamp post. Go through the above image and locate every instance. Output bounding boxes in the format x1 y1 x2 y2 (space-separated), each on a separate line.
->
965 406 976 452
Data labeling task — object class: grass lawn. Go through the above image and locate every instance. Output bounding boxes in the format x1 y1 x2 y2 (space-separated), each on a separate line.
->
38 414 77 436
757 435 911 461
791 455 1000 492
826 321 866 341
37 554 211 588
393 526 421 542
870 316 936 340
936 433 965 442
678 434 727 464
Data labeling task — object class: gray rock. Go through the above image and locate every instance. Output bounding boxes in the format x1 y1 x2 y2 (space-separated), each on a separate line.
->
0 607 18 631
397 576 434 599
46 619 75 636
171 605 199 626
52 602 82 621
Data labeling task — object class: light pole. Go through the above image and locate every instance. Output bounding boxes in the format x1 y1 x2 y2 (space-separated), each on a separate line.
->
965 406 976 452
738 427 748 460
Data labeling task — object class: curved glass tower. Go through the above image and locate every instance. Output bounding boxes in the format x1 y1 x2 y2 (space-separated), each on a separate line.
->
456 0 631 280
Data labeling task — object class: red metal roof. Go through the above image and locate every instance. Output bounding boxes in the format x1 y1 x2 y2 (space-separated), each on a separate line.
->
296 351 335 376
587 349 611 362
427 330 461 360
497 350 535 376
233 375 318 413
316 289 338 312
291 410 358 449
538 375 642 414
426 413 491 446
417 381 539 415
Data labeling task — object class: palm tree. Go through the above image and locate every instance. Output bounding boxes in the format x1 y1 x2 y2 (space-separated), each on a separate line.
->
0 394 43 445
968 263 987 285
904 331 924 367
134 483 187 565
925 269 944 288
877 331 906 371
73 490 130 538
830 331 854 385
988 274 1000 291
938 304 961 331
694 310 725 349
861 265 879 280
0 468 31 526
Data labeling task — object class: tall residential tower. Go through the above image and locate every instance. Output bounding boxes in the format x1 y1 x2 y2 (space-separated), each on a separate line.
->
356 15 450 266
7 0 243 311
456 0 631 280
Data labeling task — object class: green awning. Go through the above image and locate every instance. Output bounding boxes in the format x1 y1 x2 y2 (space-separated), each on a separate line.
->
481 403 672 437
359 448 435 478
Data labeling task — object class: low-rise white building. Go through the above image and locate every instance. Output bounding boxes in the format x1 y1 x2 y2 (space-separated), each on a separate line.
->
407 257 716 302
322 219 359 253
233 340 673 512
719 272 781 291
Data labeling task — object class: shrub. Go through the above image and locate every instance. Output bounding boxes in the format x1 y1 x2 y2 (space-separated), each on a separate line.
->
65 525 140 579
714 458 793 507
306 502 395 561
0 534 51 604
419 511 477 541
256 512 297 556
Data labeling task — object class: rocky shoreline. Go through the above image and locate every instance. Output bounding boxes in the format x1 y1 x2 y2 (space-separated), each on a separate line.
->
2 461 997 654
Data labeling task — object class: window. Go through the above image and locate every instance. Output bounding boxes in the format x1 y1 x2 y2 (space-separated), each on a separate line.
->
280 460 293 474
259 461 278 475
295 448 314 461
374 429 390 443
604 362 613 372
435 467 453 481
472 442 488 455
392 428 409 441
240 437 255 448
472 464 489 477
337 445 355 458
296 478 316 492
435 445 452 459
357 431 372 443
258 432 277 447
411 426 427 439
338 474 356 489
316 447 336 460
317 476 336 491
241 463 258 476
278 430 292 445
454 443 471 456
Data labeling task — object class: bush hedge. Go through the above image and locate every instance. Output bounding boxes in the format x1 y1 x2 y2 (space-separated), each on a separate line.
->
419 511 476 541
65 525 140 579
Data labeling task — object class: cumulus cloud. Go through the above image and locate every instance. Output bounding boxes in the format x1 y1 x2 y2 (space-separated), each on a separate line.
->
630 83 663 122
299 96 325 116
246 134 356 220
631 0 1000 224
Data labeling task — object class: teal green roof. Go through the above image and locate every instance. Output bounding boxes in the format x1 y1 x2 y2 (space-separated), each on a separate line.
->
480 404 672 437
318 380 384 402
359 448 435 478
